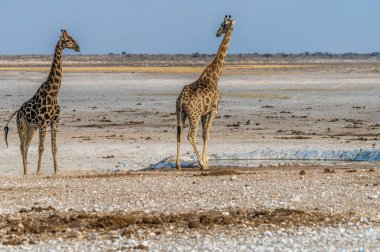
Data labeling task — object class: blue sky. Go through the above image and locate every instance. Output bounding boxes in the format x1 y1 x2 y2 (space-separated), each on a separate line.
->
1 0 379 54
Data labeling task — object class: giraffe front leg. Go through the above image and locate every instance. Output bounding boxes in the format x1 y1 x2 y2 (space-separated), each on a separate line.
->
202 109 217 168
37 128 47 175
51 123 59 175
188 116 206 169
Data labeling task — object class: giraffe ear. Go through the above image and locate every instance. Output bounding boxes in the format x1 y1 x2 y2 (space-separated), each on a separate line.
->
230 19 236 29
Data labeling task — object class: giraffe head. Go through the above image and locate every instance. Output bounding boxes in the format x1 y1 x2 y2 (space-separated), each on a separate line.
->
60 30 80 52
216 15 236 37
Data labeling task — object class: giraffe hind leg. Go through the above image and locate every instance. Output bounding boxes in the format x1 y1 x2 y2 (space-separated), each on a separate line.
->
24 125 36 175
17 118 36 175
17 118 27 175
176 111 186 170
187 115 207 169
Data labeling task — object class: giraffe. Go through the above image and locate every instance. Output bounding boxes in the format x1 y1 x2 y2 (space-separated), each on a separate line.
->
176 15 236 170
4 29 80 175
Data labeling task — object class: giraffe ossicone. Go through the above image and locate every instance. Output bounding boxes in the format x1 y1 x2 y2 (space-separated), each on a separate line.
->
4 29 80 175
176 15 236 170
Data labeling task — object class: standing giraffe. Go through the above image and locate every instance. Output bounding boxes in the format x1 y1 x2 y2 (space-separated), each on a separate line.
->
4 30 80 175
176 15 236 169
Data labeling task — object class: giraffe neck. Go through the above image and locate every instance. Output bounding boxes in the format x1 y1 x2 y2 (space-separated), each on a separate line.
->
200 28 233 84
40 40 64 98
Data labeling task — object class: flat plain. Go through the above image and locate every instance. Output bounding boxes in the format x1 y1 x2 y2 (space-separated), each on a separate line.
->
0 55 379 250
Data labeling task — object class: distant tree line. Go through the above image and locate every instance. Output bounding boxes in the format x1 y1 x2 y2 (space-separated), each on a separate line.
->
107 51 380 59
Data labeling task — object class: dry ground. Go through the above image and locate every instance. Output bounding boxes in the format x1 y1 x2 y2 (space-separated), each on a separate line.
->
0 57 380 250
0 166 379 250
1 67 380 174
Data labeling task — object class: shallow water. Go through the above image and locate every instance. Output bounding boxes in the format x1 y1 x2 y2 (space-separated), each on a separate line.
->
147 148 380 169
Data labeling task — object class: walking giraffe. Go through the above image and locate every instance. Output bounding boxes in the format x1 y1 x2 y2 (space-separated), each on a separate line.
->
4 30 80 175
176 15 236 169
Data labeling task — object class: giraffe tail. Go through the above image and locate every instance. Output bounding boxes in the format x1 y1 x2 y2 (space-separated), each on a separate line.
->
4 110 17 148
176 101 184 169
176 102 183 141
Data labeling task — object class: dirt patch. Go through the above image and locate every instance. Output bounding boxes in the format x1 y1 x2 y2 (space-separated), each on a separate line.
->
192 169 244 177
0 207 346 246
275 136 311 140
18 206 56 214
346 169 357 173
50 171 134 180
77 121 144 128
324 168 336 173
42 168 253 180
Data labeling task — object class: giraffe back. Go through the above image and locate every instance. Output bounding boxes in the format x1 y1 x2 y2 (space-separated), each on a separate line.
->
178 79 221 117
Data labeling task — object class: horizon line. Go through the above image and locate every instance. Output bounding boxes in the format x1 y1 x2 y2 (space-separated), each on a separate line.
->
1 52 380 56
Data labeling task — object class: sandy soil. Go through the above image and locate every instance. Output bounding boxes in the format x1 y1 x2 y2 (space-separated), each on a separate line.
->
1 69 380 175
0 167 379 251
0 60 380 250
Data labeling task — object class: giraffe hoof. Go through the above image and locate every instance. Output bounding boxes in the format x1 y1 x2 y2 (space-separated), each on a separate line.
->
200 165 209 170
176 161 181 170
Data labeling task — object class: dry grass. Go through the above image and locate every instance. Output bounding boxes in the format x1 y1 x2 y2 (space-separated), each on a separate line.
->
279 87 369 92
136 92 290 99
0 64 311 74
136 93 177 97
225 92 290 99
280 88 338 92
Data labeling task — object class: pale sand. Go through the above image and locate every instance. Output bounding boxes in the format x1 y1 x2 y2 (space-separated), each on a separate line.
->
0 63 379 250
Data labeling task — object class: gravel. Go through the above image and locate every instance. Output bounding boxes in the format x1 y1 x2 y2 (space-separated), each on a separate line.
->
0 225 379 251
0 166 379 251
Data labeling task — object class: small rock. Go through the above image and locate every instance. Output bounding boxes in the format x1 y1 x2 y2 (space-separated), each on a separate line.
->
368 194 379 200
177 228 184 233
19 208 29 213
188 220 200 228
291 195 301 202
135 243 149 250
264 230 272 237
324 168 335 173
